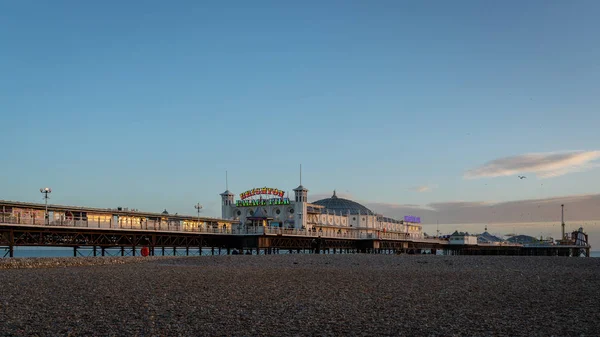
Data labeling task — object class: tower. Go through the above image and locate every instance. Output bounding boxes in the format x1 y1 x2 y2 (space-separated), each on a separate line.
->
293 164 308 229
293 185 308 203
220 190 234 219
220 171 234 219
293 164 308 202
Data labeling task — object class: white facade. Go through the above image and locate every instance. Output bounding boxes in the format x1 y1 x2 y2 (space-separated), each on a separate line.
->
448 231 478 245
221 187 423 239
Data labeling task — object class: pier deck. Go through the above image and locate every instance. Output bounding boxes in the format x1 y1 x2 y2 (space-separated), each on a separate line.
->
1 221 591 258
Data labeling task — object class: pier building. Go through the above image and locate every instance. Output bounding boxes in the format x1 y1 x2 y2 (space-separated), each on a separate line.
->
221 186 423 239
0 200 234 232
448 231 478 245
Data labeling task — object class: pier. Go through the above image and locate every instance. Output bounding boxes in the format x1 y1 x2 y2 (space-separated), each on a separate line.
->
0 200 591 257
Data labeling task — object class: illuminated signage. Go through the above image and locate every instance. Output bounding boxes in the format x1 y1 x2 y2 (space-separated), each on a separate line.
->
236 198 290 207
240 187 285 200
404 216 421 223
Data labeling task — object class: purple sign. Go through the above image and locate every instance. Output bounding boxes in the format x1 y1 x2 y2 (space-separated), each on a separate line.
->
404 216 421 223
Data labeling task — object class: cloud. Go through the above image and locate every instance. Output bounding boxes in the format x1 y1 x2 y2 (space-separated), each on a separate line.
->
464 150 600 179
367 202 433 210
366 193 600 225
427 201 491 211
410 185 436 192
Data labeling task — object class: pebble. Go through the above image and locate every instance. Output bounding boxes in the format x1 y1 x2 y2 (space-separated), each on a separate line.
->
0 255 598 336
0 256 175 269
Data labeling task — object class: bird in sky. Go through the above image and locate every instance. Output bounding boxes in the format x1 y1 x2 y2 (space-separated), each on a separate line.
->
518 175 526 179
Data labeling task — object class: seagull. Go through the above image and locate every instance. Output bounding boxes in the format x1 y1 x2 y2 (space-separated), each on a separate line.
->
518 176 526 179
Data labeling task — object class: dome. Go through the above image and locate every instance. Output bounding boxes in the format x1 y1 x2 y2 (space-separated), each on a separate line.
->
312 191 375 215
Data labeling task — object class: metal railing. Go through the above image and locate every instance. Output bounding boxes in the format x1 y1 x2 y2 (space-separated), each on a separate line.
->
262 227 426 241
0 215 205 233
1 215 429 241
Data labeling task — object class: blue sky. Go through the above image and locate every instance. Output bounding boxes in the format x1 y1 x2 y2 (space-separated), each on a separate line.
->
1 1 600 222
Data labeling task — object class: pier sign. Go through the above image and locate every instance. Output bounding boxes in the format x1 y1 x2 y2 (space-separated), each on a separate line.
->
236 198 290 207
240 187 285 200
404 215 421 223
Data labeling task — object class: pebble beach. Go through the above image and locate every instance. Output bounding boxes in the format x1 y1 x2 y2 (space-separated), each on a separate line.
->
1 255 599 336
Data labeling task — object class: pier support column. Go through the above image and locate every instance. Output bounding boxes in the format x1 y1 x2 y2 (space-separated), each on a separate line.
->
101 247 105 256
132 246 136 256
162 247 165 256
9 230 14 258
121 247 124 256
186 247 190 256
73 247 77 257
93 246 97 257
173 247 177 256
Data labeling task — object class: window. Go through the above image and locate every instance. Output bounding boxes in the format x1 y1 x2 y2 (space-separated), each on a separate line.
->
276 209 281 215
289 208 294 214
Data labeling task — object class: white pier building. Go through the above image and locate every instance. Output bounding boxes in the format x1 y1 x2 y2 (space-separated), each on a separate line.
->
221 185 422 239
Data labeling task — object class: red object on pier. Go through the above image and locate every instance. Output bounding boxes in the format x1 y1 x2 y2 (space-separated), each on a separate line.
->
141 246 150 257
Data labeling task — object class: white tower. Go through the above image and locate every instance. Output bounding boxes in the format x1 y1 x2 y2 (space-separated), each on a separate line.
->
293 164 308 230
220 171 234 219
220 190 234 219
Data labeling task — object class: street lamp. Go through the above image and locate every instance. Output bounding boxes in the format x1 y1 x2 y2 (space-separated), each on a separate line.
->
194 203 203 231
40 187 52 225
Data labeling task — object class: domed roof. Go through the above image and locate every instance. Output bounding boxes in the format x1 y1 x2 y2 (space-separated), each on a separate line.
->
312 191 375 215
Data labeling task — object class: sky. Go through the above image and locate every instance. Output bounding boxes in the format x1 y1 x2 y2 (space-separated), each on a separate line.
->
1 1 600 245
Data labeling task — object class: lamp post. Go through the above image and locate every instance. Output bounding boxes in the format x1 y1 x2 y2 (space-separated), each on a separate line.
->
40 187 52 225
194 203 203 231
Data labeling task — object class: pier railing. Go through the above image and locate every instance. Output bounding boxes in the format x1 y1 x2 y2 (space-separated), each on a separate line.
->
262 227 423 240
0 215 426 241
